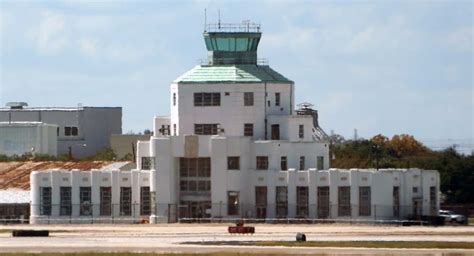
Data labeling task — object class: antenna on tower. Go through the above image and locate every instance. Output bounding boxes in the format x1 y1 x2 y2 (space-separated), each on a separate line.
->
218 9 221 29
204 8 207 31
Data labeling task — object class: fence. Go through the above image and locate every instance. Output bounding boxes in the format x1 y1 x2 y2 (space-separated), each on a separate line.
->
23 202 449 225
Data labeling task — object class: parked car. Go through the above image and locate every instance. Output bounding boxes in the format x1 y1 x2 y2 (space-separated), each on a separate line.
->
439 210 466 224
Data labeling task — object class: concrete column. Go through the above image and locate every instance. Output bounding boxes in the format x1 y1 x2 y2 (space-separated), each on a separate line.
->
149 169 158 224
287 169 296 218
71 170 81 219
91 170 101 218
308 169 317 219
111 170 120 218
211 137 227 217
29 171 40 223
131 170 140 220
155 138 172 223
51 171 60 217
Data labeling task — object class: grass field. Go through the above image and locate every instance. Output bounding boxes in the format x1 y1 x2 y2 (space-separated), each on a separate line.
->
256 241 474 249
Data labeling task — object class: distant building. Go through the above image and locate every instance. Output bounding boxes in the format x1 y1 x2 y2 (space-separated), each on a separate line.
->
0 103 122 158
0 122 57 156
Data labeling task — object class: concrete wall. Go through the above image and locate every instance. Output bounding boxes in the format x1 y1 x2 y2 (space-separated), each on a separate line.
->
0 107 122 158
172 82 293 139
30 169 150 224
0 122 57 156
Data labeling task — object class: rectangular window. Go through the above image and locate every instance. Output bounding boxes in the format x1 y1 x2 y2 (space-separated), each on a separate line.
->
173 124 177 135
173 93 176 106
140 187 151 216
256 156 268 170
255 186 267 219
317 156 324 170
296 186 309 218
393 186 400 217
120 187 132 216
276 186 288 218
60 187 72 216
100 187 112 216
275 92 280 106
194 123 219 135
179 158 211 194
317 186 330 219
40 187 51 216
179 158 210 178
194 92 220 106
80 187 92 216
338 186 351 216
227 156 240 170
244 123 253 136
141 157 154 170
430 186 436 215
160 125 170 135
271 124 280 140
299 124 304 139
413 187 418 194
280 156 287 171
299 156 305 170
244 92 254 106
359 186 371 216
227 191 239 215
64 126 79 136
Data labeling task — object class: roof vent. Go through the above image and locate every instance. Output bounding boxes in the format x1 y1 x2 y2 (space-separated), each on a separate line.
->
6 102 28 109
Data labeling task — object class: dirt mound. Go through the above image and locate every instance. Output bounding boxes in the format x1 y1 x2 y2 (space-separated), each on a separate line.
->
0 161 114 190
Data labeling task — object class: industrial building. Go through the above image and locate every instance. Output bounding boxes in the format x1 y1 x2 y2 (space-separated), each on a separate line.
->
0 122 58 156
29 22 440 224
0 103 122 158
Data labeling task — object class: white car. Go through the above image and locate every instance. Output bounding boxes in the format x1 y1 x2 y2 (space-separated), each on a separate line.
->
439 210 466 224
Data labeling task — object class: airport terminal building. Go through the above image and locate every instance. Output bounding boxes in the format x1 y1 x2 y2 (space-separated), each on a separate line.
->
30 23 439 224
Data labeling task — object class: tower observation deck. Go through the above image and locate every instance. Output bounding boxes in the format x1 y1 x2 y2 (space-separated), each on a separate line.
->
203 22 262 65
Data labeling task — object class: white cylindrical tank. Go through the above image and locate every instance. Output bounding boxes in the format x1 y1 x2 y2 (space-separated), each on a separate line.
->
29 171 41 224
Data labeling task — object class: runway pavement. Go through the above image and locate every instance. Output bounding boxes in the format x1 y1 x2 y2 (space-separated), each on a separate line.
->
0 223 473 255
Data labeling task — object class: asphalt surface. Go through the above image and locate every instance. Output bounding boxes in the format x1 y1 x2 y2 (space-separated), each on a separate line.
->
0 223 473 255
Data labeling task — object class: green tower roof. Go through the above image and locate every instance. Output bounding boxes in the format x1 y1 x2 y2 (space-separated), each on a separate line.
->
174 64 293 84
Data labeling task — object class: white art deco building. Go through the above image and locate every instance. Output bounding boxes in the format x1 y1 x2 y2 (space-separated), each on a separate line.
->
30 23 440 224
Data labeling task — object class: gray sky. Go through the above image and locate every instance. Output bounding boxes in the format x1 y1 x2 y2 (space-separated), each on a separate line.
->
1 0 472 144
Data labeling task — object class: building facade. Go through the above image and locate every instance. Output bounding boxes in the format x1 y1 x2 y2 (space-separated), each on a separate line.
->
29 23 440 224
0 104 122 158
0 122 57 156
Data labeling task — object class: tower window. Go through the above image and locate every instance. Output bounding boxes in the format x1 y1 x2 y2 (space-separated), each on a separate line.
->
244 123 253 136
280 156 287 171
173 93 176 106
299 125 304 139
275 92 280 106
227 156 240 170
244 92 254 106
299 156 305 170
194 124 219 135
256 156 269 170
194 92 220 106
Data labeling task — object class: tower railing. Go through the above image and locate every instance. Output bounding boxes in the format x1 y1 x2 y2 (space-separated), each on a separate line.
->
198 58 268 66
204 22 261 33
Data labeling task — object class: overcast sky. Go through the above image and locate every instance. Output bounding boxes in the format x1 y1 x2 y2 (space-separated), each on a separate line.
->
0 0 472 143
